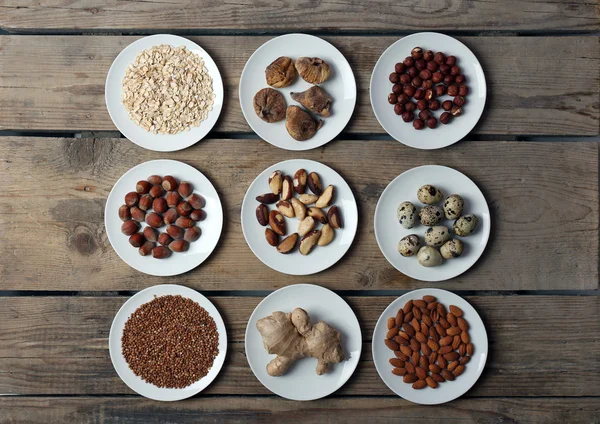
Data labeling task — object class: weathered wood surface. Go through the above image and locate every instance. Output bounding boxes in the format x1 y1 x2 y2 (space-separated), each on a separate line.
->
0 0 598 32
1 396 599 424
1 36 598 135
1 296 599 397
1 137 597 291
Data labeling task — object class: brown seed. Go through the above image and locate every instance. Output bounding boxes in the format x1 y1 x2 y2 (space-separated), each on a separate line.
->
404 311 413 323
166 225 184 240
402 323 416 337
177 181 193 198
429 364 442 373
412 306 422 320
438 346 453 355
452 335 461 350
398 331 410 341
423 295 436 303
447 313 458 327
151 198 167 215
410 338 420 352
293 169 308 194
395 310 404 327
467 343 474 356
190 209 207 222
390 358 405 368
166 191 181 208
149 185 165 198
187 194 206 210
415 366 427 380
434 323 447 337
444 352 459 361
184 226 201 243
453 365 465 377
425 376 438 388
327 205 343 229
411 318 421 333
129 233 145 248
169 239 189 252
136 180 153 194
269 210 286 236
176 201 193 217
411 351 420 366
447 326 462 336
441 370 455 381
415 332 427 343
429 352 438 364
175 217 195 229
439 317 451 329
429 327 439 342
163 208 179 225
395 335 409 346
130 206 146 222
385 339 400 351
386 327 399 339
439 336 453 346
421 322 429 336
256 204 269 226
158 233 173 246
387 317 396 330
265 228 279 246
437 303 447 317
256 193 279 204
119 205 132 221
121 220 141 236
461 332 470 344
307 172 323 195
460 356 471 365
427 339 439 352
147 175 162 185
395 351 410 362
403 300 413 314
448 360 459 371
457 317 469 332
392 367 407 376
419 356 429 370
438 356 447 369
138 241 155 256
152 246 172 259
403 374 418 384
143 226 158 242
400 345 412 357
125 191 140 207
459 343 467 357
412 380 427 390
431 373 445 383
161 176 178 192
421 343 432 356
413 300 427 308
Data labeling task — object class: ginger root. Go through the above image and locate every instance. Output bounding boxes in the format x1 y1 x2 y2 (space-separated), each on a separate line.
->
256 308 345 376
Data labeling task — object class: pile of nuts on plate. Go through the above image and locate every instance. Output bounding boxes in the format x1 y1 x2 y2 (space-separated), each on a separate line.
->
385 295 474 390
255 169 342 255
388 47 469 130
119 175 206 259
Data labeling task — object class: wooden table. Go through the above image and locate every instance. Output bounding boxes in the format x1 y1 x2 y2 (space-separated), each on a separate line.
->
1 2 599 422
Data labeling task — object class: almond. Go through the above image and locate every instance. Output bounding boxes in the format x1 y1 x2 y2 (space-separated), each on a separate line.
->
443 352 459 361
412 307 422 320
429 327 439 342
447 326 461 336
395 336 409 346
461 331 470 344
410 338 420 352
395 351 409 362
438 345 452 355
429 352 438 364
422 314 433 326
457 317 469 332
403 373 418 384
276 200 295 218
411 317 421 333
398 331 410 341
438 356 447 369
449 305 463 317
467 343 474 356
429 364 442 373
299 230 321 255
389 358 405 368
434 323 447 337
447 360 459 371
297 216 316 237
268 170 283 194
386 327 399 339
293 169 307 194
277 233 298 254
402 323 416 337
308 207 328 224
421 342 432 356
384 339 399 351
387 317 396 330
447 313 458 327
413 300 427 308
399 345 412 357
415 332 427 343
256 193 279 204
299 193 318 205
452 335 461 350
431 310 439 322
290 197 307 220
307 172 323 195
439 317 451 329
431 373 445 383
427 301 438 311
423 295 436 303
392 367 407 376
265 228 279 246
404 311 413 323
425 376 438 388
402 300 414 314
427 339 439 352
269 210 286 236
439 336 453 346
395 310 404 327
415 366 427 380
327 205 343 229
316 185 334 208
459 343 467 357
419 356 429 370
412 380 427 389
420 322 429 335
453 365 465 377
441 370 455 381
281 176 293 200
411 351 420 366
318 224 335 246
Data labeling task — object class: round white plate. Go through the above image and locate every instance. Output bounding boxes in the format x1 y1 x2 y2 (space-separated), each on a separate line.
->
109 284 228 401
241 159 358 275
245 284 362 401
370 32 486 149
374 165 490 282
372 288 488 404
239 34 357 151
105 34 224 152
105 159 223 276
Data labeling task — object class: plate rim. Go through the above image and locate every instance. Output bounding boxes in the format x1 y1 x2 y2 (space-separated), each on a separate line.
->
373 164 491 282
371 287 488 404
369 32 487 150
104 158 224 276
244 283 363 401
238 33 357 151
105 34 224 152
240 158 358 275
108 283 228 401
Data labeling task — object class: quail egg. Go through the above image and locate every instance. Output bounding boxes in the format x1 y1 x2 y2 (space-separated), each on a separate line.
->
424 226 450 247
397 201 417 229
453 214 478 236
417 185 443 205
419 205 444 226
417 246 443 267
440 239 464 259
443 194 464 220
398 234 421 257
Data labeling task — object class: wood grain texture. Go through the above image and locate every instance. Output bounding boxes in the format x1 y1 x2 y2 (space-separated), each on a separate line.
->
0 137 597 291
1 35 598 135
0 0 598 32
2 396 599 424
1 296 599 397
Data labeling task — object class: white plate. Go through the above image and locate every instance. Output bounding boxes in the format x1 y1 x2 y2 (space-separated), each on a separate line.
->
370 32 486 149
372 288 488 404
239 34 357 151
105 159 223 276
109 284 227 401
245 284 362 401
105 34 224 152
374 165 490 282
241 159 358 275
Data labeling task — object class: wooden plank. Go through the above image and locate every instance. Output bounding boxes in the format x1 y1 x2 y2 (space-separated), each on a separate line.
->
0 0 598 32
1 396 599 423
0 137 597 291
1 296 599 397
1 35 598 135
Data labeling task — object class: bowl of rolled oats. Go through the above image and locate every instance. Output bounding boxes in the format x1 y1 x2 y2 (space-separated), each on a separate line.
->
106 34 224 152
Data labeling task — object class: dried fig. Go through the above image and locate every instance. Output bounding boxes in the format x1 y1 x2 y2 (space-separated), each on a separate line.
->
291 86 333 117
253 88 286 123
265 56 296 88
295 57 331 84
285 106 323 141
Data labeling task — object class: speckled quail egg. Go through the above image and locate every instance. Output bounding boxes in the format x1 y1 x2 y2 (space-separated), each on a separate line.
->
417 246 443 267
424 226 450 247
419 205 444 226
398 234 421 257
453 214 478 237
397 201 417 229
440 239 464 259
443 194 464 220
417 185 443 205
